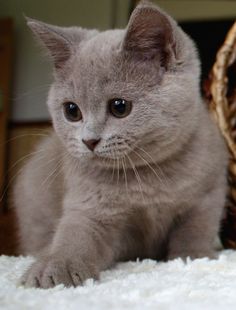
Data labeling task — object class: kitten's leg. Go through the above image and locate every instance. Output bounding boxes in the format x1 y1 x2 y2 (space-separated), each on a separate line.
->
15 184 60 256
14 135 63 256
167 184 226 260
22 206 120 288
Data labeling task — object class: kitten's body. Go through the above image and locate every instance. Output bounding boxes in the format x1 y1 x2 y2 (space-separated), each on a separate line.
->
14 2 228 288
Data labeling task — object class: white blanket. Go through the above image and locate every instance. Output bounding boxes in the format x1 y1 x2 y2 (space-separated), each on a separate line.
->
1 251 236 310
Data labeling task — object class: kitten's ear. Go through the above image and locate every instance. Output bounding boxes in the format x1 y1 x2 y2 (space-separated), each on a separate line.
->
123 1 175 67
26 17 86 69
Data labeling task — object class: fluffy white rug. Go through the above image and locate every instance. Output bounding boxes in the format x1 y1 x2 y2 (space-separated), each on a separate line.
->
1 251 236 310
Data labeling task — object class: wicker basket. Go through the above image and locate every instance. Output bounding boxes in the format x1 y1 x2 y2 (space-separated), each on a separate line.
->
206 21 236 249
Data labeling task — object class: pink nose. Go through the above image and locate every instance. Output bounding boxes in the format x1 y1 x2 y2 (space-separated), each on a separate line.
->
82 139 100 151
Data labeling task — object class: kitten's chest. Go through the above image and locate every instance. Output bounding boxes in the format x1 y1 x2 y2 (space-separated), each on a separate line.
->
73 164 175 208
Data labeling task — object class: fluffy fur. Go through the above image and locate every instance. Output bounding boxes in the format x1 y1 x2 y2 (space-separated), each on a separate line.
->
14 1 228 288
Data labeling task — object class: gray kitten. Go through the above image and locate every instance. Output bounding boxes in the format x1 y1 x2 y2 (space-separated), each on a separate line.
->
14 1 228 288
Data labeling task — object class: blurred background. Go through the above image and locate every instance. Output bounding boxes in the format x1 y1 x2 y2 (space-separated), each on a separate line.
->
0 0 236 255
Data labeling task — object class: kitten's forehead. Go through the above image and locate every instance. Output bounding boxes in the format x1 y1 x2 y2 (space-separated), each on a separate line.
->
76 30 124 70
67 30 124 94
82 29 124 53
68 29 161 95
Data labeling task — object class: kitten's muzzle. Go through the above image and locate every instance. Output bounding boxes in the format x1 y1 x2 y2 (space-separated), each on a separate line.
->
82 138 101 151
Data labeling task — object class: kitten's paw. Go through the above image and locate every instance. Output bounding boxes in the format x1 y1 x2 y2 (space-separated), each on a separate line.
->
21 256 99 288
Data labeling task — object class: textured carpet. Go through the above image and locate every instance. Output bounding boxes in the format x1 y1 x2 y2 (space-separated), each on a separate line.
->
1 251 236 309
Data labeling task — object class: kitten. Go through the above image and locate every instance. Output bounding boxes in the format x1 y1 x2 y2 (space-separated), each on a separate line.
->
14 1 228 288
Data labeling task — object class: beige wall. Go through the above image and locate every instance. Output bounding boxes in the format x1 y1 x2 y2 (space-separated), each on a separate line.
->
0 0 130 121
153 1 236 21
2 0 236 121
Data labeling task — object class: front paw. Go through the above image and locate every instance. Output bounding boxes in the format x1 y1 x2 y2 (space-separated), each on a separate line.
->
21 255 99 288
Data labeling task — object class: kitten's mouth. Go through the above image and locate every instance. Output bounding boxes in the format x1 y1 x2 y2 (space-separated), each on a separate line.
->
94 151 128 161
94 140 137 161
76 150 128 162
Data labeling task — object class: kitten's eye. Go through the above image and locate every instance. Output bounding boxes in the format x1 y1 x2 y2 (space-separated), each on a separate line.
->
63 102 82 122
108 98 132 118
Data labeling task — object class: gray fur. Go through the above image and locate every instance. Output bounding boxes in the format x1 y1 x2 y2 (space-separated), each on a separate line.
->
14 1 228 288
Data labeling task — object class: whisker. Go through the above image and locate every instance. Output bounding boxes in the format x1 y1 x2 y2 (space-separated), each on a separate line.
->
45 159 65 190
135 145 173 189
42 156 65 189
114 142 120 186
133 149 162 181
5 149 45 177
1 133 51 148
122 157 129 202
116 157 120 186
126 153 145 204
0 166 26 203
111 150 116 182
131 148 174 204
105 157 113 183
0 151 58 202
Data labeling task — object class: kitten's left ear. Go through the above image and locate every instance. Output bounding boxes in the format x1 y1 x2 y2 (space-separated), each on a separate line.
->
26 17 87 69
123 1 176 68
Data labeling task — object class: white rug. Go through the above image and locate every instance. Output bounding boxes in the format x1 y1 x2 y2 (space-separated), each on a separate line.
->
1 251 236 310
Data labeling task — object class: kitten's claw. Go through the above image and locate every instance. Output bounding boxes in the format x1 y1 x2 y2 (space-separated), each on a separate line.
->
21 256 98 288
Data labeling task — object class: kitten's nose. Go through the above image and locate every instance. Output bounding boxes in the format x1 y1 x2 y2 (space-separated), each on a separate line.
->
82 138 101 151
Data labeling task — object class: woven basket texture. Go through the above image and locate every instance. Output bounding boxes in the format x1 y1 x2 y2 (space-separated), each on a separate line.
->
206 21 236 248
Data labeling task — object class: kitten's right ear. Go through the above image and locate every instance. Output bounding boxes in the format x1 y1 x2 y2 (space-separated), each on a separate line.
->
26 17 86 70
123 2 176 68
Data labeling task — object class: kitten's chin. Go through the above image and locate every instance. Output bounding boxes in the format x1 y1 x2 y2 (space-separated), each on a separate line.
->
71 151 125 166
86 151 131 168
70 149 153 169
68 150 95 161
71 149 159 170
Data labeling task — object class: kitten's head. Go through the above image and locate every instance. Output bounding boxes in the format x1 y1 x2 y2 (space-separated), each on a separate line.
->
27 1 201 167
